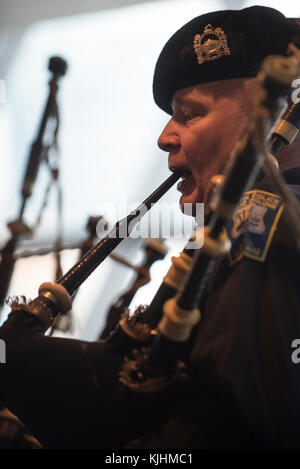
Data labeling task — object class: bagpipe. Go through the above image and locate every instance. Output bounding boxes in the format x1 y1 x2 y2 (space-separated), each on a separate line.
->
0 46 300 450
5 51 300 394
0 56 67 312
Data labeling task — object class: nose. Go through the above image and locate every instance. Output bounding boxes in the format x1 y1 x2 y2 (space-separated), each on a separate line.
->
157 118 180 153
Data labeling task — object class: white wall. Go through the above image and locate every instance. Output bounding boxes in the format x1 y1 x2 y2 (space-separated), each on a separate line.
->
0 0 162 29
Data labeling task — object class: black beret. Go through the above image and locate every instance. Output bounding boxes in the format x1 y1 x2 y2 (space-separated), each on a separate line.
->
153 6 300 115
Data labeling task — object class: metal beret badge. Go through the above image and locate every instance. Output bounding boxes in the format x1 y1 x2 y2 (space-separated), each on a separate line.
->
193 24 231 64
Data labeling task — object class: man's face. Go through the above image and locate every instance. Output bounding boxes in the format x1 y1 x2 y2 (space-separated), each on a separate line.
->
157 78 257 211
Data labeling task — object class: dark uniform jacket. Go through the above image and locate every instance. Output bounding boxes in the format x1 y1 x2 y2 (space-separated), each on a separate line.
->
1 168 300 449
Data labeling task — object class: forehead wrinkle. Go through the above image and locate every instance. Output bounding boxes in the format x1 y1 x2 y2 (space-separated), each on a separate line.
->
173 78 256 108
171 89 213 113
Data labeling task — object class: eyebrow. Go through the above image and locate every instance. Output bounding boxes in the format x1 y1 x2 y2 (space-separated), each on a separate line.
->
171 96 208 113
172 96 194 107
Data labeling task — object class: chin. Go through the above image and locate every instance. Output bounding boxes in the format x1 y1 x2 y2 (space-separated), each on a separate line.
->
179 187 203 217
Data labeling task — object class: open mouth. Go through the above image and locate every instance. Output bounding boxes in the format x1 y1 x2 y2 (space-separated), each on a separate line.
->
175 169 194 194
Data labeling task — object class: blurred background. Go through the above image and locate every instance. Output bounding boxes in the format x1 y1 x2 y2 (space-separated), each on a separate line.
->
0 0 299 339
